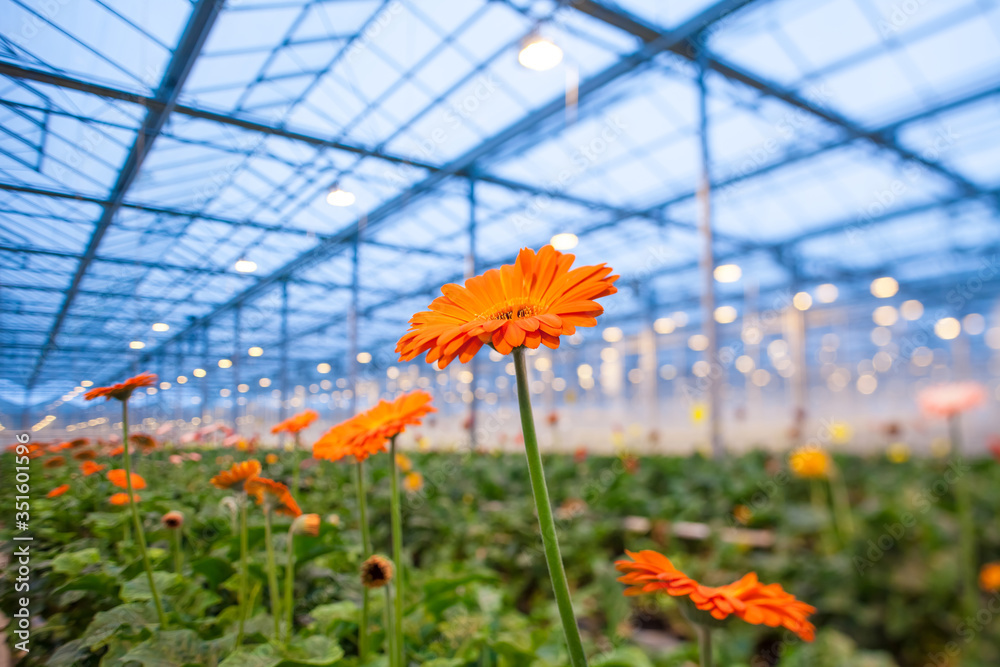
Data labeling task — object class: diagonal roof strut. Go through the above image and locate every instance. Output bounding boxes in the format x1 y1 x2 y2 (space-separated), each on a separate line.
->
25 0 227 389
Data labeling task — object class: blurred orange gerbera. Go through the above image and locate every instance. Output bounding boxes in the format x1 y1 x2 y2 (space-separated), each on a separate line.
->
245 477 302 517
84 372 158 402
616 550 815 641
129 433 157 452
110 492 140 505
73 449 97 460
81 461 105 476
47 484 70 498
313 391 435 462
211 460 261 491
396 246 618 368
271 409 319 435
108 469 147 490
312 418 369 462
44 456 65 468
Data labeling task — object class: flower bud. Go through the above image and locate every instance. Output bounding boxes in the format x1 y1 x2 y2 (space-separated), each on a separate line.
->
360 555 394 589
162 510 184 529
292 513 320 537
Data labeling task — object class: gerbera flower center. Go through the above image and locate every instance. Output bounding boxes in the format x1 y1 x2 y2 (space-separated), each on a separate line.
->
481 299 544 321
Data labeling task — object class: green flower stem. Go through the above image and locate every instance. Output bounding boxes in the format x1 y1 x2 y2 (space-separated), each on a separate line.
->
356 459 372 662
950 415 979 659
512 347 588 667
810 479 836 554
284 526 295 643
236 494 249 648
828 463 855 543
121 402 168 628
291 432 302 498
385 584 396 667
696 625 712 667
389 436 404 667
264 506 282 640
171 529 183 574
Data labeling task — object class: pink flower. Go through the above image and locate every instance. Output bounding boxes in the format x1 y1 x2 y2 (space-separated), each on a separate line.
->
156 422 175 436
181 432 201 444
169 454 183 465
917 382 987 419
988 436 1000 462
186 451 202 462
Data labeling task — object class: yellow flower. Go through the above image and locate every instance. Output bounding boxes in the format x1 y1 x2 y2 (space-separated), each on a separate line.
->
930 438 951 458
395 453 412 473
265 453 279 465
404 471 423 493
418 436 430 451
828 422 852 445
690 403 707 424
887 442 910 463
789 447 830 479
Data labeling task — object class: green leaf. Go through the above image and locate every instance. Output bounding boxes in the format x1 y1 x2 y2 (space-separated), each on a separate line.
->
115 629 217 666
120 571 184 603
55 572 118 598
52 547 101 576
307 601 358 630
192 556 236 587
83 603 159 649
218 637 344 667
45 638 89 666
592 646 655 667
282 635 344 666
218 645 282 667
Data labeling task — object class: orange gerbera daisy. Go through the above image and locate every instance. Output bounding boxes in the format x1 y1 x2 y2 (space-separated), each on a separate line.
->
313 391 435 463
110 492 140 505
44 456 65 468
616 550 815 641
73 449 97 460
271 409 319 435
245 477 302 517
312 419 368 462
84 372 158 402
69 438 90 448
129 433 157 452
107 469 147 490
396 246 618 368
81 461 105 476
211 459 261 492
47 484 70 498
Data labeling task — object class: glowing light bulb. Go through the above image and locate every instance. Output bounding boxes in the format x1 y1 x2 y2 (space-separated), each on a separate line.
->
326 184 355 207
518 36 563 71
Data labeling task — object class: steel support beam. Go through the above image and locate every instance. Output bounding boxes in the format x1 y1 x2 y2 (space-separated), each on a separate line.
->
695 52 723 457
116 0 755 382
570 0 993 202
25 0 225 389
467 175 478 448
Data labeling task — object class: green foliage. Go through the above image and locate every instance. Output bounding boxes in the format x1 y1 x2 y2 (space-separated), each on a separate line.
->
5 446 1000 666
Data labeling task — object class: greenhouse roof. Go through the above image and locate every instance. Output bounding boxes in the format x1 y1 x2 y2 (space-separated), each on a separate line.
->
2 0 999 409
